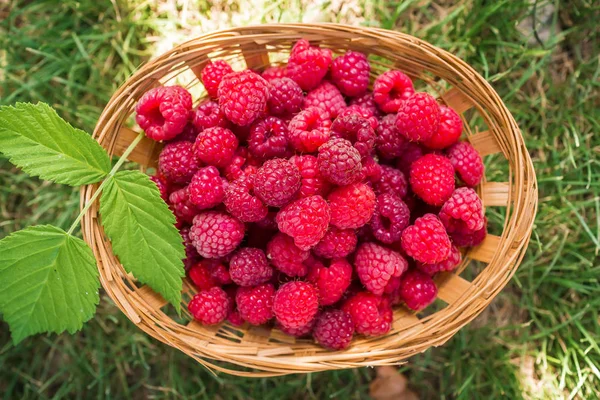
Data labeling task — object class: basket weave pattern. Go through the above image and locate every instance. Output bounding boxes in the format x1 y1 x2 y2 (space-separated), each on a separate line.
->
81 24 537 376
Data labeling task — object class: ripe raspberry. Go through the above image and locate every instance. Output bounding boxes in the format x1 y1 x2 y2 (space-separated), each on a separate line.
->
267 77 303 116
201 60 234 98
355 242 408 296
289 155 330 198
189 211 245 258
229 247 273 287
313 227 357 259
331 113 376 158
446 141 484 187
439 187 485 235
370 193 411 244
313 310 355 350
188 260 216 290
401 213 451 264
307 257 352 306
331 51 370 97
317 138 362 186
224 175 268 222
400 269 438 311
254 210 278 231
158 141 201 184
349 92 382 118
236 283 275 325
187 166 225 209
262 66 287 81
342 292 392 336
135 86 192 141
188 287 230 325
194 126 238 168
395 142 424 175
338 105 379 130
376 114 406 159
266 233 309 277
192 101 230 131
218 70 269 126
167 122 199 144
278 319 315 338
223 147 249 181
254 158 301 207
276 195 330 250
247 117 289 159
423 105 463 149
359 156 383 183
228 309 245 327
328 183 376 229
450 217 487 247
273 281 319 329
303 81 346 119
287 39 332 91
169 187 199 224
410 154 455 206
180 227 200 269
396 92 440 142
373 165 408 199
288 107 332 152
418 244 461 275
373 70 414 113
211 263 232 285
150 174 169 202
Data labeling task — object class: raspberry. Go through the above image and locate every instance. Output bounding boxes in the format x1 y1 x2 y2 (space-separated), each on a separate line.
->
328 183 376 229
342 292 392 336
349 92 382 118
211 262 232 285
218 70 270 126
373 70 414 113
224 175 268 222
396 92 440 142
331 113 376 158
158 141 200 184
423 105 463 149
224 147 250 181
192 101 230 131
376 114 406 159
446 141 484 187
254 158 301 207
254 210 278 231
188 287 230 325
317 138 362 186
228 310 245 327
180 227 199 269
247 117 289 159
288 107 332 152
189 211 245 258
395 142 424 175
188 259 230 290
236 283 275 325
278 319 315 338
287 39 332 91
267 77 303 116
313 227 357 259
194 126 238 168
418 244 461 275
229 247 273 287
331 51 370 97
289 155 330 198
135 86 192 141
303 81 346 119
338 105 379 130
307 257 352 306
167 122 199 144
401 213 451 264
313 310 355 350
355 242 408 296
439 187 485 235
370 193 411 244
201 60 234 98
187 166 225 209
273 281 319 329
169 187 199 224
410 154 455 206
373 165 408 199
262 66 287 81
276 195 330 250
150 174 169 202
266 233 309 277
450 217 487 247
359 156 383 183
400 269 438 311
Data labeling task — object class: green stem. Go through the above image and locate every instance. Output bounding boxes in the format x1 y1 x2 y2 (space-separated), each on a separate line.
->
67 132 145 235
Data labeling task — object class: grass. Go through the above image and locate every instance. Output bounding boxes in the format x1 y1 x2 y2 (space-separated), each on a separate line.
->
1 0 599 398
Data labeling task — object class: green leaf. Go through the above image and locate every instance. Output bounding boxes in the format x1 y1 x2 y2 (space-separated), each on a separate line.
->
0 102 111 186
0 225 100 344
99 171 185 309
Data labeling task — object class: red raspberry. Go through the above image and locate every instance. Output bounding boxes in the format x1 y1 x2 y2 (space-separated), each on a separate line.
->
359 156 383 183
189 211 245 258
180 227 200 269
248 117 289 159
158 141 200 184
267 77 303 116
211 263 232 285
201 60 233 98
395 142 424 175
313 227 357 259
223 147 249 181
169 187 199 224
167 122 199 144
313 310 355 350
188 260 217 290
439 187 485 235
266 233 309 277
229 247 273 287
331 51 370 97
278 319 315 338
188 287 230 325
370 193 411 244
342 292 392 336
224 175 268 222
254 158 301 207
236 283 275 325
376 114 406 159
450 217 487 247
227 310 245 327
396 92 440 142
254 210 278 231
273 281 319 329
410 154 455 206
218 70 269 126
307 257 352 306
187 166 225 209
373 70 414 113
317 138 362 186
328 183 376 229
355 242 408 296
192 101 230 131
303 81 346 119
331 113 376 158
446 141 484 187
276 195 330 250
262 66 287 81
349 92 382 118
193 126 238 168
400 269 438 311
286 39 332 91
338 105 379 130
401 213 451 264
289 155 330 198
418 244 461 275
135 86 192 141
150 174 169 202
288 107 332 152
423 105 463 149
373 165 408 199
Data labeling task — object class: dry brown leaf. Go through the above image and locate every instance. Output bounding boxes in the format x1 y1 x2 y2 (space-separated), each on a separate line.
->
369 366 419 400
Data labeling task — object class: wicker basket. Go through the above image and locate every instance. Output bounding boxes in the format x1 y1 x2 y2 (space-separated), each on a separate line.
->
81 23 537 376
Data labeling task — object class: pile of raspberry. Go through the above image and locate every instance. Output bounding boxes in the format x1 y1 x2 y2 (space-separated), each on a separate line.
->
136 39 487 351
